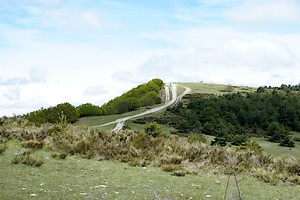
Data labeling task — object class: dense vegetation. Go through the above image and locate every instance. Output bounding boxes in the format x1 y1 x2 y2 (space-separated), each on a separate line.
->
166 88 300 147
24 79 164 124
24 102 80 124
77 103 103 117
101 78 164 115
258 84 300 92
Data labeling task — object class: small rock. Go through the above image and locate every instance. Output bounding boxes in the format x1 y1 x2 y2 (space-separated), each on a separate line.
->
205 194 212 198
79 193 90 196
216 181 221 185
30 194 37 197
22 188 26 191
94 185 107 188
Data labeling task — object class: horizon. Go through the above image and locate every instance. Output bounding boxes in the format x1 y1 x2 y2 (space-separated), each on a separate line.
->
1 0 300 116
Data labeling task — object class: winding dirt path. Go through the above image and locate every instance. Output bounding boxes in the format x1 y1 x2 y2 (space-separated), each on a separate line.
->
91 83 191 132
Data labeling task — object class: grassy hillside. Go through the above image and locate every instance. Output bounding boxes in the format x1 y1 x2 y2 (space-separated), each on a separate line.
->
1 142 299 200
101 78 164 115
181 82 256 95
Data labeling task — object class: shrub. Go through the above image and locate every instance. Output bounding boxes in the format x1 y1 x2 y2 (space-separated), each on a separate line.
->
0 143 8 155
144 122 162 137
77 103 103 117
25 102 79 124
12 150 44 167
239 141 263 154
21 140 44 149
51 152 67 159
187 133 207 143
279 136 295 147
161 164 183 172
211 136 227 146
231 134 248 146
293 137 300 142
160 155 184 165
171 170 186 177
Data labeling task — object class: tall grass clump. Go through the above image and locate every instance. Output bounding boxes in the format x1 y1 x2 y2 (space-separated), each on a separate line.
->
0 142 8 155
21 140 44 149
11 150 44 167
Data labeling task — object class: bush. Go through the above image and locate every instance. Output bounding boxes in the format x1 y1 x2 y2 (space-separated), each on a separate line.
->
160 155 184 165
0 143 8 155
279 136 295 147
21 140 44 149
145 122 162 137
12 150 44 167
239 141 263 154
187 133 207 143
211 136 227 146
231 134 248 146
161 164 183 172
25 102 79 124
77 103 103 117
51 152 67 159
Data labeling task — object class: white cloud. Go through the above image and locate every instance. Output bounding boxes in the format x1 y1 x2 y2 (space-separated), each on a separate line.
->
83 85 107 97
213 39 297 70
80 10 101 28
2 87 21 101
0 68 48 86
0 96 49 116
224 0 300 23
117 37 300 87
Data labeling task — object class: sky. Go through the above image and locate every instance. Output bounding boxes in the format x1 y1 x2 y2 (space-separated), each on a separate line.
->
1 0 300 116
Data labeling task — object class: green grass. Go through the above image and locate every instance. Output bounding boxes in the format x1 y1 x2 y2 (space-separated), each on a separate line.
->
182 82 256 95
1 142 299 200
252 136 300 158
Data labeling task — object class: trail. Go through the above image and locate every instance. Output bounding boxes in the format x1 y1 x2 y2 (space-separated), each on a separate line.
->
91 83 191 133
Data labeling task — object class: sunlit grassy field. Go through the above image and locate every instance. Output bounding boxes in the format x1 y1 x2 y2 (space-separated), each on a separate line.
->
252 132 300 158
1 141 299 200
182 82 256 95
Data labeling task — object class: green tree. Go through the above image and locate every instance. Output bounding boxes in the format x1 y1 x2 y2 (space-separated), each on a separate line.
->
279 136 295 147
267 122 289 143
77 103 103 117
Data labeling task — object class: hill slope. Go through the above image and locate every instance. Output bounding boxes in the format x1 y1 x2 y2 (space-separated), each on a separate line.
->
101 78 164 115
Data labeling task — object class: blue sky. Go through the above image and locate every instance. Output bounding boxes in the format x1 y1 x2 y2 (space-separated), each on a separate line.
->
1 0 300 116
